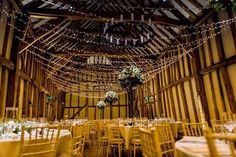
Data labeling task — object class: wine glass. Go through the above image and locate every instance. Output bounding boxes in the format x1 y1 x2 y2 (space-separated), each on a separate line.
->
224 121 235 133
0 124 4 139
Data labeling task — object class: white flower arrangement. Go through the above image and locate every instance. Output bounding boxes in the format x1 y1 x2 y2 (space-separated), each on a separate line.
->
96 101 106 109
104 91 118 104
118 66 144 89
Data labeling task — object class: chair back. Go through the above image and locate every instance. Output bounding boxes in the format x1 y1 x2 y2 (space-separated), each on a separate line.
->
5 107 18 121
205 129 236 157
139 127 158 157
210 120 227 133
60 124 72 132
132 126 140 140
182 122 207 136
72 124 86 157
19 125 60 157
107 124 121 142
155 123 175 157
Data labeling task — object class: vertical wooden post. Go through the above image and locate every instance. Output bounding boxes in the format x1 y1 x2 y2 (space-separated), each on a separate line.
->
42 92 46 117
152 78 157 117
189 27 210 122
212 13 236 113
118 95 121 118
110 104 112 119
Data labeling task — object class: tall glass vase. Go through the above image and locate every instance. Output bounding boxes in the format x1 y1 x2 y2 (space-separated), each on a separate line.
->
100 109 104 119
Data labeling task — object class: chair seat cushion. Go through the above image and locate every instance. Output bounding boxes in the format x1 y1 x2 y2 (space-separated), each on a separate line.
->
100 136 108 141
130 139 141 144
110 138 124 143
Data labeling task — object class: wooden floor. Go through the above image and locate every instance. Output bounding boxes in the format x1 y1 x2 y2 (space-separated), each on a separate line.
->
84 145 98 157
83 143 143 157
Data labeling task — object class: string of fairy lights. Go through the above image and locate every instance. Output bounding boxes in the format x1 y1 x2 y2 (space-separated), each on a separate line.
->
2 8 235 55
12 17 233 75
0 2 234 97
42 24 231 95
64 0 212 11
40 0 212 16
7 14 234 54
25 23 230 96
12 22 230 76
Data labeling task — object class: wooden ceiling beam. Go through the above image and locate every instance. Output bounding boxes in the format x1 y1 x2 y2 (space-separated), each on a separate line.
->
54 49 154 59
27 8 186 26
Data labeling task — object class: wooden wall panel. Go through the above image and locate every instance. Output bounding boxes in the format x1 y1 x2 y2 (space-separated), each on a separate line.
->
145 11 236 123
64 92 128 119
228 64 236 101
0 0 62 121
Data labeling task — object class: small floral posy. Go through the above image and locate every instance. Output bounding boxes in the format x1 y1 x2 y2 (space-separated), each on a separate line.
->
97 101 106 109
104 91 118 104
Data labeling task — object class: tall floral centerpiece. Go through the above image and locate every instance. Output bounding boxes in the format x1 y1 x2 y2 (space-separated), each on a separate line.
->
104 91 118 119
118 66 144 118
97 101 106 119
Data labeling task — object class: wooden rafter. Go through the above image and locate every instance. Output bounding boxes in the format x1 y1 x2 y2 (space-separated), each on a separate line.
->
27 8 185 26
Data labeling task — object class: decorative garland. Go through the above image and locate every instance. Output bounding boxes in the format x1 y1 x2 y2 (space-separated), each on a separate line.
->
208 0 236 10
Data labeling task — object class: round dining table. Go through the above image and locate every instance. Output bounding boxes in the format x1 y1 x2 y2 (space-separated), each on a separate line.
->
0 130 72 157
175 136 232 157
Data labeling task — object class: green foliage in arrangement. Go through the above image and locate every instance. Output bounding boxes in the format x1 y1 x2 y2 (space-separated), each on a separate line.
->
208 0 236 11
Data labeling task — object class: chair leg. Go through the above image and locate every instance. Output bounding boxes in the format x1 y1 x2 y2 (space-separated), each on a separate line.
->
106 144 110 157
118 144 121 157
133 144 136 157
96 143 100 157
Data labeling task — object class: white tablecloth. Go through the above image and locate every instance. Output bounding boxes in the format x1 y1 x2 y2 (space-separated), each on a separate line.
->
0 130 72 157
175 136 232 157
119 126 133 150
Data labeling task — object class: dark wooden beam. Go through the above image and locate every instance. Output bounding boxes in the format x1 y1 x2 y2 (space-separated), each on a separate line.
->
0 55 15 70
54 49 157 59
159 75 193 92
200 55 236 75
27 8 186 26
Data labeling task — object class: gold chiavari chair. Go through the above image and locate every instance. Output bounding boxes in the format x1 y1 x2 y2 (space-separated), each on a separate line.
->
155 123 175 157
130 126 141 157
83 122 90 145
205 129 236 157
139 127 158 157
19 125 60 157
182 122 208 136
106 124 124 157
89 120 99 145
210 119 227 133
72 124 86 157
96 122 108 157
